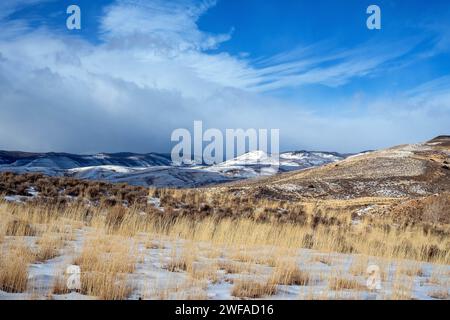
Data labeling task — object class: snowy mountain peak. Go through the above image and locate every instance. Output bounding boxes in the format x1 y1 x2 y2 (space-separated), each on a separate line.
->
219 150 271 166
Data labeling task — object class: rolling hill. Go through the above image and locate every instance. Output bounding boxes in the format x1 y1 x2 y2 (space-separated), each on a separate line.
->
223 136 450 201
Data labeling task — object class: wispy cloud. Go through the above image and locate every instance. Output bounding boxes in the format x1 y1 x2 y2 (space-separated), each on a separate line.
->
91 0 437 93
0 0 440 93
404 75 450 116
0 0 448 154
0 0 47 20
100 0 231 52
246 37 427 91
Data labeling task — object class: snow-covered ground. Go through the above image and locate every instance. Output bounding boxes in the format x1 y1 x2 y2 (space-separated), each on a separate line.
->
1 230 448 300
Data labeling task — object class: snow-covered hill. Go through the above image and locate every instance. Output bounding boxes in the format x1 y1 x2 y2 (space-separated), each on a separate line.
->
68 165 232 188
0 150 347 187
205 150 345 178
0 151 172 169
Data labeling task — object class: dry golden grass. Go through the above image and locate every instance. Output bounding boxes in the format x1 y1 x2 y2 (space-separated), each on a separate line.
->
328 276 366 291
165 215 432 264
34 232 66 262
148 278 208 300
74 238 137 273
388 274 415 300
271 268 310 286
270 260 310 286
164 242 197 273
165 259 189 272
0 243 34 293
428 288 449 300
51 273 71 295
202 247 224 259
218 260 254 274
397 263 425 277
145 239 165 250
231 279 277 298
81 273 132 300
0 194 449 300
427 267 450 286
229 250 278 267
348 255 368 276
188 263 220 283
1 192 449 265
0 228 5 244
72 233 137 299
51 272 70 295
5 218 36 237
390 284 413 300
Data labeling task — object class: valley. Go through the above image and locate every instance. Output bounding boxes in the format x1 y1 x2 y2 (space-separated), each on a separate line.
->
0 136 448 300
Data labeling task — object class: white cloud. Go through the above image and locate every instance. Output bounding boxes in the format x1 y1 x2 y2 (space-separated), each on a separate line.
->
100 0 231 52
0 0 448 154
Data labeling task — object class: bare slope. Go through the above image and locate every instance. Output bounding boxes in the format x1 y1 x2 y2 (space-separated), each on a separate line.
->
222 137 450 201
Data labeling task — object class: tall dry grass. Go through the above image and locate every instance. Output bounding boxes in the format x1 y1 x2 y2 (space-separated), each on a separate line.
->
270 260 310 286
0 243 35 293
1 198 449 265
231 279 277 298
72 233 138 299
34 232 66 262
0 190 449 300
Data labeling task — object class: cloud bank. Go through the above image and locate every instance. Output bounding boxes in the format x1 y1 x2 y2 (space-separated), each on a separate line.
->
0 0 448 154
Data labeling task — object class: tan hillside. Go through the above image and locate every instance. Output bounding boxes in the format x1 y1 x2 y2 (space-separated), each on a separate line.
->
221 136 450 201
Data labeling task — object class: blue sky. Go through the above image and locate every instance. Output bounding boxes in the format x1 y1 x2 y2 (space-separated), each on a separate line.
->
0 0 449 153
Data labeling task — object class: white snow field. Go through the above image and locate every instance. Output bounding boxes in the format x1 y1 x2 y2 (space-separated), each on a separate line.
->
0 228 448 300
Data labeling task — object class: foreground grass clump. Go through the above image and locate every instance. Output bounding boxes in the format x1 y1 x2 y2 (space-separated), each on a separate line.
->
165 259 189 272
34 232 66 262
81 273 133 300
328 277 366 291
270 262 310 286
0 244 34 293
71 234 137 300
231 279 277 298
52 274 71 295
164 242 198 273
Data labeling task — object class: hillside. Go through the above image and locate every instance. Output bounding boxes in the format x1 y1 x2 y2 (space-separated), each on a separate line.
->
223 136 450 201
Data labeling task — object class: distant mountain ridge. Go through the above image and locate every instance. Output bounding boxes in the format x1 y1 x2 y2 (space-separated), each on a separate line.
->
0 149 349 187
0 151 172 168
